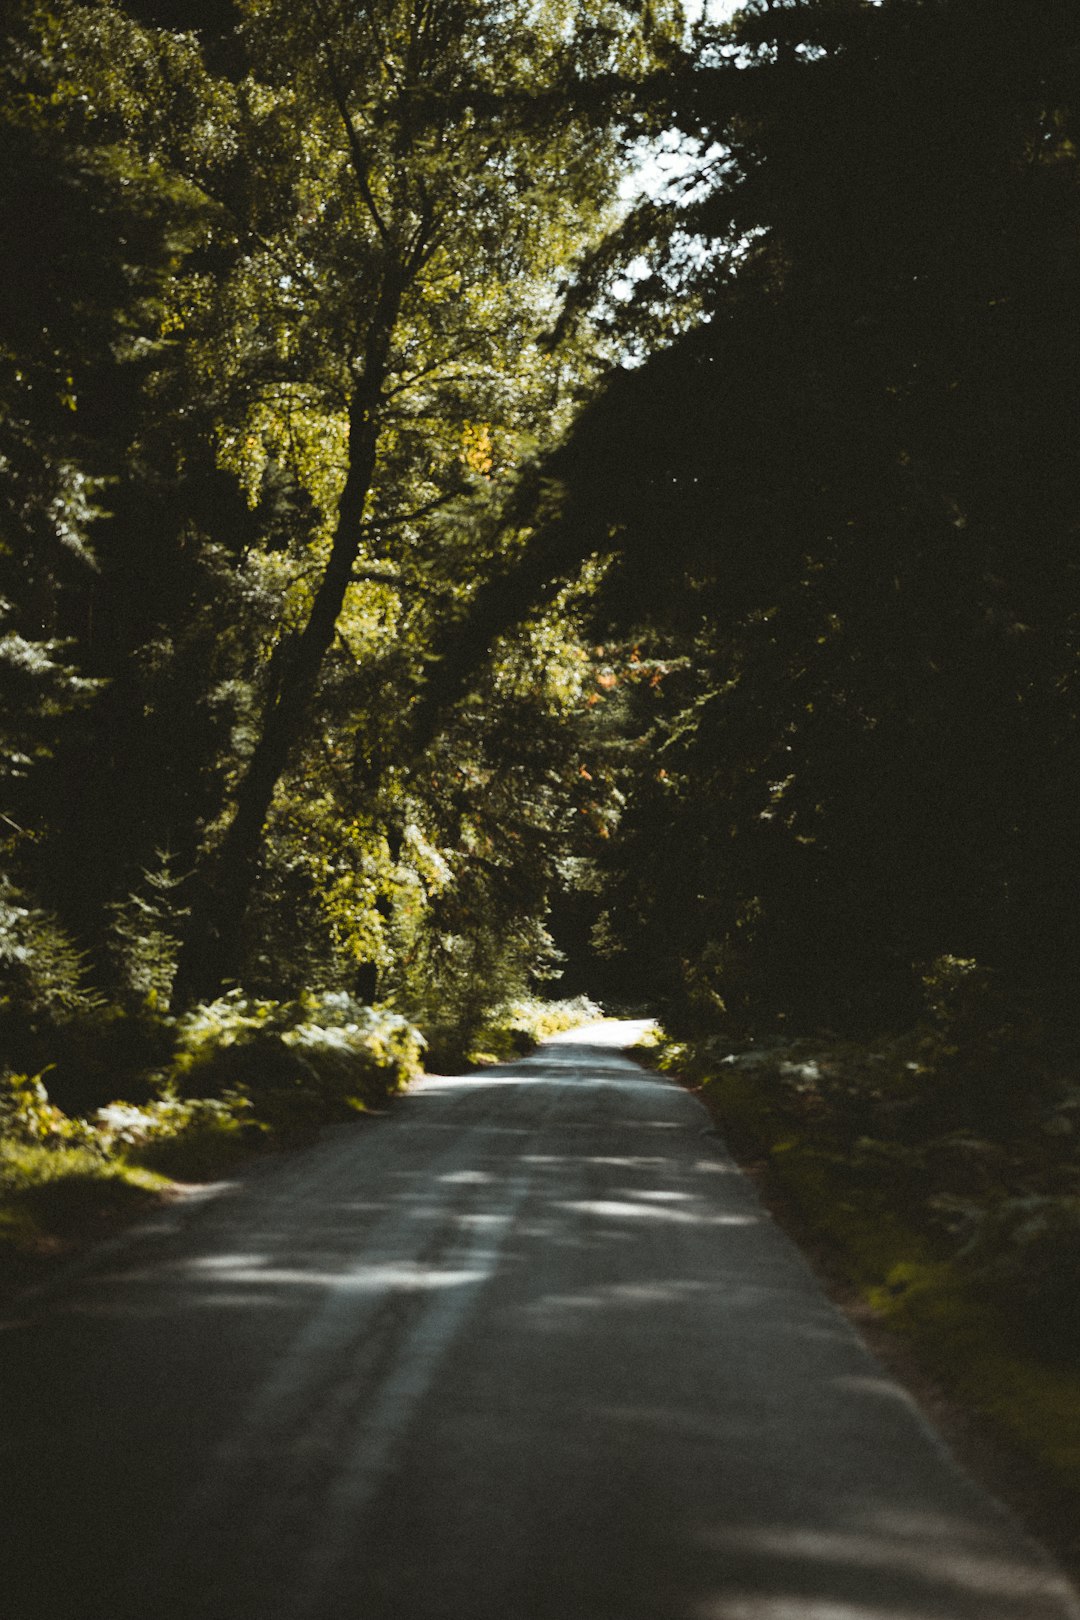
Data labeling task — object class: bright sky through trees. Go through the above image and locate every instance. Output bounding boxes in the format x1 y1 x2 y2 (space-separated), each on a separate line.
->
622 0 742 208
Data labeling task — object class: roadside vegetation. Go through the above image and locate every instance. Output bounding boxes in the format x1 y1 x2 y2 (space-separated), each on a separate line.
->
0 993 422 1285
642 965 1080 1577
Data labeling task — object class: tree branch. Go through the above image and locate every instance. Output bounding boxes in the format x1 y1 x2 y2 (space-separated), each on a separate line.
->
311 0 394 248
350 568 406 588
197 178 326 303
363 486 469 534
382 343 485 398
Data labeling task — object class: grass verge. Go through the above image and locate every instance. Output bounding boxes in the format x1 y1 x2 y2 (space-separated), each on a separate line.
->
0 1138 175 1294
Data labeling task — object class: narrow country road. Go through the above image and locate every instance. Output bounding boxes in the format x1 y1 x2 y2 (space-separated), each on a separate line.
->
3 1022 1078 1620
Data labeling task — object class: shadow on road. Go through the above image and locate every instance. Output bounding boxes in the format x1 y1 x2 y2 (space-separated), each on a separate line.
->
4 1035 1077 1619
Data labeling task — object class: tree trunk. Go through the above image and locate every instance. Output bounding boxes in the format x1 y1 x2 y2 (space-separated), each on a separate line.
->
173 282 401 1005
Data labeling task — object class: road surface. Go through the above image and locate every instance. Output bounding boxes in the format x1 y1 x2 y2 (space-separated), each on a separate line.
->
2 1021 1078 1620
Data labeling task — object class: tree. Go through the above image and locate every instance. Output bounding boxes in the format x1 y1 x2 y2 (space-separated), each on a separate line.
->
0 0 695 1046
137 0 684 1002
532 0 1080 1034
0 0 221 1029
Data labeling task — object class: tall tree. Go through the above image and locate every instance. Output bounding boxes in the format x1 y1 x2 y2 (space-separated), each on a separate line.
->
0 0 215 1016
151 0 683 1001
527 0 1080 1033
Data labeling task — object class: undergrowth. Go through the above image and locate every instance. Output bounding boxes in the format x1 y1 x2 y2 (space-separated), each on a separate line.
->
466 994 602 1065
0 992 428 1287
425 993 601 1070
646 1000 1080 1574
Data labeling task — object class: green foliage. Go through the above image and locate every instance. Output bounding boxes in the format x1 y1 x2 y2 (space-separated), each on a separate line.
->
106 849 191 1011
0 1136 168 1253
0 1069 101 1150
496 994 603 1046
463 994 602 1065
659 1022 1080 1359
0 0 661 1054
955 1196 1080 1355
0 618 102 799
93 1092 255 1179
0 879 97 1026
915 956 1055 1132
170 989 424 1127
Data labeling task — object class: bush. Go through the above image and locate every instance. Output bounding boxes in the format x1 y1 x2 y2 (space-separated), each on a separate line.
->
169 990 425 1128
916 956 1052 1133
955 1195 1080 1354
425 994 602 1069
0 993 427 1273
478 994 601 1059
0 1068 101 1150
93 1093 256 1179
37 1006 176 1115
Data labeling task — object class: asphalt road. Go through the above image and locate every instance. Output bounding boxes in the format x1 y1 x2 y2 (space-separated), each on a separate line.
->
3 1021 1078 1620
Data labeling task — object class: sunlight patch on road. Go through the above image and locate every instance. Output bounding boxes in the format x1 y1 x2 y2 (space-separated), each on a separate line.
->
182 1258 491 1291
526 1279 712 1313
694 1511 1080 1612
558 1197 758 1227
187 1252 265 1271
544 1017 657 1047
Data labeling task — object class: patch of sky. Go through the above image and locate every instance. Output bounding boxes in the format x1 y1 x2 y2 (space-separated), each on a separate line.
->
614 0 744 250
609 0 785 328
